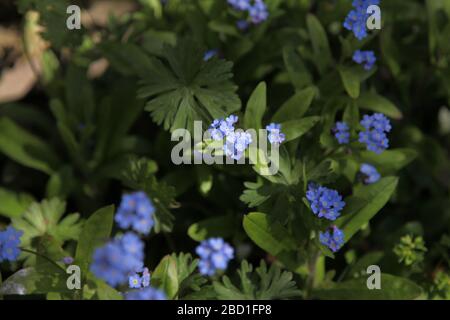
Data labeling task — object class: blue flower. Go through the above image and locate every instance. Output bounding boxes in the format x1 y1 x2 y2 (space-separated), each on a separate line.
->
306 183 345 221
249 0 269 24
128 267 151 289
227 0 269 25
358 113 391 154
228 0 251 11
115 191 155 235
319 226 345 252
266 123 286 145
353 50 377 70
223 131 253 160
142 267 151 287
129 274 142 289
0 226 23 263
90 232 144 287
125 287 167 300
61 256 74 264
203 49 218 61
208 115 251 160
208 115 238 141
360 163 381 184
333 121 350 144
196 238 234 276
236 19 250 30
343 0 380 40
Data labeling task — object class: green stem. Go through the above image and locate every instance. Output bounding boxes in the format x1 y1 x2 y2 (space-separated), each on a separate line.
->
20 248 66 273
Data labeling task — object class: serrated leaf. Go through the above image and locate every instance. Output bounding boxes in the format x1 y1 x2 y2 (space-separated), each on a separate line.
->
213 260 301 300
0 188 34 219
120 157 177 233
12 198 83 263
137 38 241 132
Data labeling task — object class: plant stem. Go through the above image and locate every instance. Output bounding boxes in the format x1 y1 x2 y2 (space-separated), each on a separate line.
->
20 248 66 273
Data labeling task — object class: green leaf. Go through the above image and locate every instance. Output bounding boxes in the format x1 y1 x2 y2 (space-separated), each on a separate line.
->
337 177 399 242
152 253 202 300
244 82 267 131
120 157 177 233
359 149 418 172
282 46 312 90
0 267 70 295
312 274 423 300
213 260 301 300
339 67 360 99
188 215 236 242
272 87 317 123
0 188 34 219
357 92 403 120
243 213 298 270
346 251 384 279
65 64 95 123
75 205 115 278
12 198 83 263
152 255 179 299
19 0 83 49
89 277 123 300
281 116 321 142
0 117 61 174
306 14 332 74
137 38 241 132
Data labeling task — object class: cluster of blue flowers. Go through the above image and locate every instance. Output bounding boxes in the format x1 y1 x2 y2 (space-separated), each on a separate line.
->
90 232 144 287
333 113 391 154
266 123 286 145
319 226 345 253
224 131 253 160
359 113 392 154
196 238 234 276
128 267 151 288
125 287 167 300
360 163 381 184
343 0 380 40
125 266 166 300
209 115 253 160
306 183 345 221
208 116 286 160
0 226 23 263
333 121 350 144
115 191 155 235
227 0 269 26
353 50 377 70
